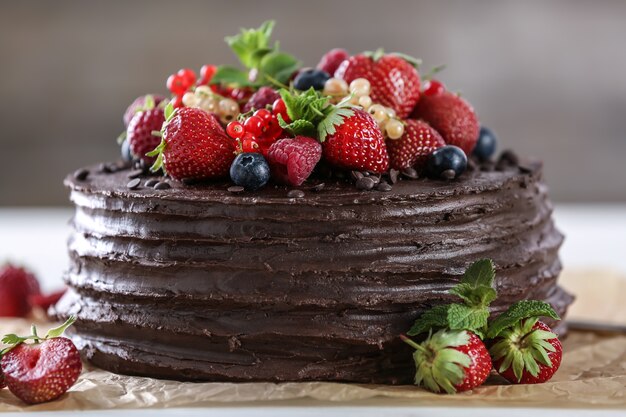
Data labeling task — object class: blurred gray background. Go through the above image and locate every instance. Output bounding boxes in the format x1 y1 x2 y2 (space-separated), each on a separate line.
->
1 0 625 205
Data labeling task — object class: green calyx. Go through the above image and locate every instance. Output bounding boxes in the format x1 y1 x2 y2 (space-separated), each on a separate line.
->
402 330 472 394
0 316 76 356
363 48 422 68
146 101 177 173
277 88 355 142
211 21 301 88
489 317 558 382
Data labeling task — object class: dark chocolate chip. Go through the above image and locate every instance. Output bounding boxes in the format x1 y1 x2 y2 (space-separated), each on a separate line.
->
401 167 418 179
377 181 392 192
127 169 144 179
227 185 244 193
350 171 364 181
99 163 112 174
126 178 141 189
498 149 519 166
388 169 399 184
73 168 89 181
518 163 534 174
311 183 325 192
356 176 375 190
287 189 305 198
145 179 159 187
153 181 171 190
442 169 457 180
370 175 381 185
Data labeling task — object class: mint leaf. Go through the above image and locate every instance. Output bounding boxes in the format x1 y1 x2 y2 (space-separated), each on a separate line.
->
461 259 495 289
259 51 300 85
447 304 489 339
487 300 560 339
277 115 316 137
225 20 275 69
407 304 449 336
448 259 496 308
211 66 255 87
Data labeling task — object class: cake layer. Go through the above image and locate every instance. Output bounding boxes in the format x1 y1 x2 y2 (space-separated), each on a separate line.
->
56 160 573 383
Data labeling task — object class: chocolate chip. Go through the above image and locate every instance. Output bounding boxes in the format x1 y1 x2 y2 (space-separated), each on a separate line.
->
356 176 375 190
518 163 534 174
388 169 399 184
287 189 305 198
370 175 381 185
350 171 364 181
154 181 171 190
73 168 89 181
311 183 325 192
498 149 519 166
377 180 392 192
99 163 112 174
227 185 244 193
145 179 159 187
127 169 144 179
442 169 457 180
126 178 141 189
401 167 418 179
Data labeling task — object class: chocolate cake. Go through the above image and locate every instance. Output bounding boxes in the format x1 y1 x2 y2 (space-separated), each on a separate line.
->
55 158 572 383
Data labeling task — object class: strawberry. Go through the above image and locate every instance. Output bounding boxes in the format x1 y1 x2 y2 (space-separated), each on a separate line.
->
411 91 479 155
321 108 389 173
267 136 322 186
0 264 41 318
148 106 236 181
29 289 67 312
127 107 166 164
316 48 349 75
242 86 280 113
1 318 81 404
490 319 562 384
386 119 445 171
401 330 492 393
123 94 166 126
0 368 5 389
334 51 420 118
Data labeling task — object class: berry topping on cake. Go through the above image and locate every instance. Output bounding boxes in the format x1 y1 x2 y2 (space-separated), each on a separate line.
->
386 119 445 170
422 79 445 97
401 330 492 393
267 136 322 186
242 86 281 113
316 48 350 76
0 264 41 318
123 94 167 126
126 96 166 163
229 153 271 191
425 145 468 180
293 68 331 91
0 317 81 404
411 91 479 155
473 126 498 160
148 105 236 180
334 49 421 118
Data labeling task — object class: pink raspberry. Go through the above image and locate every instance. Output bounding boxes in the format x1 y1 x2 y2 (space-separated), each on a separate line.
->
267 137 322 186
123 94 166 126
316 48 349 76
242 87 280 113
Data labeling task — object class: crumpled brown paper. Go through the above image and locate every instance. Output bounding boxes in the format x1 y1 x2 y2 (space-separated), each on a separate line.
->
1 269 625 411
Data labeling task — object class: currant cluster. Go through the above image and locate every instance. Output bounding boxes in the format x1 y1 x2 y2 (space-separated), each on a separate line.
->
226 102 287 155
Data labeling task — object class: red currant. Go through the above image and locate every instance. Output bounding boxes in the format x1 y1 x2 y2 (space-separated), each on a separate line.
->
199 64 216 85
244 116 265 136
253 108 273 122
272 98 290 123
167 74 187 96
242 137 260 153
423 79 445 97
226 121 245 139
177 68 196 89
172 95 184 109
265 118 283 140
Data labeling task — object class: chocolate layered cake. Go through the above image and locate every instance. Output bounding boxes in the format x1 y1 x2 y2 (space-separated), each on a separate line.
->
56 158 572 383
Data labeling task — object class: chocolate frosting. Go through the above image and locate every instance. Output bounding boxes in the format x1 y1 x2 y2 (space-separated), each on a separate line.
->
55 160 573 384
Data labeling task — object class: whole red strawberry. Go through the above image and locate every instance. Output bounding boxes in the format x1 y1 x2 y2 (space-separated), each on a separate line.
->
1 318 81 404
386 119 445 171
127 107 166 163
401 330 491 393
148 107 236 180
411 91 479 155
490 319 562 384
321 108 389 173
29 289 67 312
123 94 166 126
335 52 420 118
317 48 349 75
0 264 41 318
242 86 280 113
267 136 322 186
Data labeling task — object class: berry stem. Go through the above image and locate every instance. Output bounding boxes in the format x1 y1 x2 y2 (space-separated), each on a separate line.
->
263 74 289 90
400 334 424 351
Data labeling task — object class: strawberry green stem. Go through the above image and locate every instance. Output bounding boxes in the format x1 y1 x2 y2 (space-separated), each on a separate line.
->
400 334 424 351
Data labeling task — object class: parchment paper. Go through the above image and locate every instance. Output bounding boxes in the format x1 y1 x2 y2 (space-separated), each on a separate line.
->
1 268 624 411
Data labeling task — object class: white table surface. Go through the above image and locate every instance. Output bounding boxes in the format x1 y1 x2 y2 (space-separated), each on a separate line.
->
0 204 625 416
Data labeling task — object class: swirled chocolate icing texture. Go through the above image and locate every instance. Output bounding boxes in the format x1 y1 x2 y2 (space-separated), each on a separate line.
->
55 160 572 383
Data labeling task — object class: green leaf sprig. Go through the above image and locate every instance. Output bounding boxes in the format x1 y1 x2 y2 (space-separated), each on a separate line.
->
0 316 76 356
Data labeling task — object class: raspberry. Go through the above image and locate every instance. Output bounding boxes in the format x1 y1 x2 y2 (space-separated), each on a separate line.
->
267 137 322 186
316 48 349 75
243 86 280 113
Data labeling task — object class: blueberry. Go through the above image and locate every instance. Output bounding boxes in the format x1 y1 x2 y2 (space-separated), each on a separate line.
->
293 68 330 91
426 145 468 180
121 139 133 162
229 153 270 191
473 126 497 160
